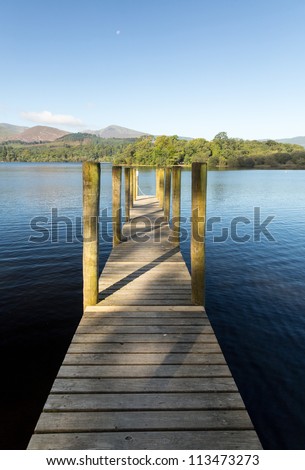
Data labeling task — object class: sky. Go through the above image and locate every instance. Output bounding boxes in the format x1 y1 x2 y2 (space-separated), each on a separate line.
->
1 0 305 140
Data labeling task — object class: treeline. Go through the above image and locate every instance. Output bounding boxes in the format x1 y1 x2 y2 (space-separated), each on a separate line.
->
0 138 136 163
1 132 305 168
113 133 305 168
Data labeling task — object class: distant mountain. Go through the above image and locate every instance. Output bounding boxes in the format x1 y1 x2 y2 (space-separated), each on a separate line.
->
88 125 150 139
3 121 304 147
0 123 29 141
275 136 305 148
5 125 69 143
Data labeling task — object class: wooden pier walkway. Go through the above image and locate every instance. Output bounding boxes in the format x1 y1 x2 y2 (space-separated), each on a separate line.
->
28 191 262 450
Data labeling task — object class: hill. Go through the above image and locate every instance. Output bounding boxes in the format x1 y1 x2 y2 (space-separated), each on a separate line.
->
0 123 29 141
275 136 305 148
88 125 149 139
56 132 97 143
6 125 69 143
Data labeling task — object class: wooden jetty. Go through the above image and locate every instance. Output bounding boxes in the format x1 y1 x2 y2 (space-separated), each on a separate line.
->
28 163 262 450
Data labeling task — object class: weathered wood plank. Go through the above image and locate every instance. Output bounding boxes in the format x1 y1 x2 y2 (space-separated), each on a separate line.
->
43 392 245 411
62 352 226 365
76 325 214 334
28 430 262 450
98 295 193 302
35 410 254 433
67 342 223 354
57 364 231 378
100 268 190 274
99 270 191 276
80 318 209 326
72 333 217 343
97 300 194 306
99 286 191 300
98 296 193 302
99 286 192 291
101 262 188 268
52 377 238 393
98 284 189 291
85 306 205 312
84 311 206 318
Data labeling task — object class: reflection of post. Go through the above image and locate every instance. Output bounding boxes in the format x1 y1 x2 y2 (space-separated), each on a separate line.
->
112 166 122 246
83 162 100 310
172 166 181 245
191 162 207 306
164 167 171 222
124 167 131 221
158 168 165 208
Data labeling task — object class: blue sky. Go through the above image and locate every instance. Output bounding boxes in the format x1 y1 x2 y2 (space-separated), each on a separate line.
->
1 0 305 140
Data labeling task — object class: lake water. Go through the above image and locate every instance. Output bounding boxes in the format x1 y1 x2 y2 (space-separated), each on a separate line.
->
1 163 305 449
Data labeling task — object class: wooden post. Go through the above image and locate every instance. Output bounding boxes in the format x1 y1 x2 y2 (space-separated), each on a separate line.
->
172 166 181 244
191 162 207 306
164 167 171 222
130 167 134 207
124 167 131 221
156 168 160 200
135 168 139 199
83 161 100 310
133 168 137 202
158 168 165 208
112 166 122 246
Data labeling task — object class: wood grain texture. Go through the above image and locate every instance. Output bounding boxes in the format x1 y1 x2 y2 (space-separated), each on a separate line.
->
28 430 262 450
43 392 245 411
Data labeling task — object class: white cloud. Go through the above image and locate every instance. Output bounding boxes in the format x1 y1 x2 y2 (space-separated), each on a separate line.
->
21 110 84 127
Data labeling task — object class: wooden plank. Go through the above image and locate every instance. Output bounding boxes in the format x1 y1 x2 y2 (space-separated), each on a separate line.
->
99 286 192 292
100 279 190 284
99 267 190 273
83 316 206 322
34 410 254 433
28 430 262 450
101 264 189 269
79 318 209 326
62 352 226 365
103 260 185 264
76 325 214 334
98 297 192 307
57 364 231 378
99 286 191 291
100 269 190 275
52 377 238 393
85 306 205 312
83 311 207 318
98 276 192 283
72 333 217 343
98 295 192 302
101 262 188 268
43 392 245 411
98 292 192 298
67 342 223 354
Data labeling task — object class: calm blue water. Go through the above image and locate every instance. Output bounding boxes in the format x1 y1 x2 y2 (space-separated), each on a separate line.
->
1 163 305 449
